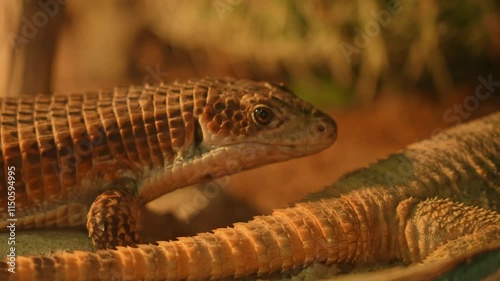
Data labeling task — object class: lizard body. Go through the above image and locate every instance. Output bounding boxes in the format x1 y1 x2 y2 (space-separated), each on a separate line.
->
0 77 336 249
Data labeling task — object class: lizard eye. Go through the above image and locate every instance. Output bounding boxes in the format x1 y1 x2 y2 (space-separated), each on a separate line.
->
252 106 274 126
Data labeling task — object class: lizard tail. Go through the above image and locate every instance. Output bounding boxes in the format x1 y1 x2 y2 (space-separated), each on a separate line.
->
1 198 365 281
2 197 499 281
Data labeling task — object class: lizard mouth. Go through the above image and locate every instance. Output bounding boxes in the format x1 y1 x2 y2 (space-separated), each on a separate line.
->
253 142 333 151
271 142 334 157
213 141 334 161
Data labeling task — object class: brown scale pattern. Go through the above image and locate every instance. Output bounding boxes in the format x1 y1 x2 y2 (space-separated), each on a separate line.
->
166 85 184 151
51 95 76 199
17 98 44 207
86 188 141 249
97 90 127 163
82 93 105 170
153 85 174 164
0 80 218 231
113 87 139 163
35 96 61 210
140 88 163 167
127 87 151 165
179 84 196 154
1 98 28 210
67 94 93 185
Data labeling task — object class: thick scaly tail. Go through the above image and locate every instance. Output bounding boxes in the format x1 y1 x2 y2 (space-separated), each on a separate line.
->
3 195 499 281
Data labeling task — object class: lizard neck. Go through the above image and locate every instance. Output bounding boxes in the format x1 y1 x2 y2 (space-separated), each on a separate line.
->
138 138 303 203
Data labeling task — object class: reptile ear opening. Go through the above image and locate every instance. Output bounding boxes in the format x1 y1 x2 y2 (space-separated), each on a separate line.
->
194 118 204 147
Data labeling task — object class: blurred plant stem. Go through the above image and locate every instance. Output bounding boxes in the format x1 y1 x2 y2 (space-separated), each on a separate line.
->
0 0 64 97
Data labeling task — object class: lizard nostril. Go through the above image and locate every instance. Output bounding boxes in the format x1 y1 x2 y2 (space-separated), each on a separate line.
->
315 116 337 141
317 123 326 133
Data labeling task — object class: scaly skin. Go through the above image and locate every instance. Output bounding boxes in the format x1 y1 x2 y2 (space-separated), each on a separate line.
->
0 77 337 249
1 112 498 279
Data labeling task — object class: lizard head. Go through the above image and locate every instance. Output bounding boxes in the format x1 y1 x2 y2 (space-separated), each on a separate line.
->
196 78 337 171
141 78 337 200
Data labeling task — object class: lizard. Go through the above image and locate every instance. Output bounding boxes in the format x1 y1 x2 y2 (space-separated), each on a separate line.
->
0 77 337 251
1 110 497 281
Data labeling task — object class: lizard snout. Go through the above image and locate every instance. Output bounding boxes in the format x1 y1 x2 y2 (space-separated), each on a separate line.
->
312 110 337 144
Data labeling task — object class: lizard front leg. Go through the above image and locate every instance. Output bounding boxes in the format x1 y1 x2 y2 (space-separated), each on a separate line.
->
81 161 145 249
86 188 142 249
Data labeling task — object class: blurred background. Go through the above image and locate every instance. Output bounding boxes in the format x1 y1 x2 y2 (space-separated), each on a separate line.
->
1 0 499 242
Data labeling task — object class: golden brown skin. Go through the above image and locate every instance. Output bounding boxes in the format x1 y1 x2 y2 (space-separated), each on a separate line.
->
1 111 498 280
0 77 337 249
